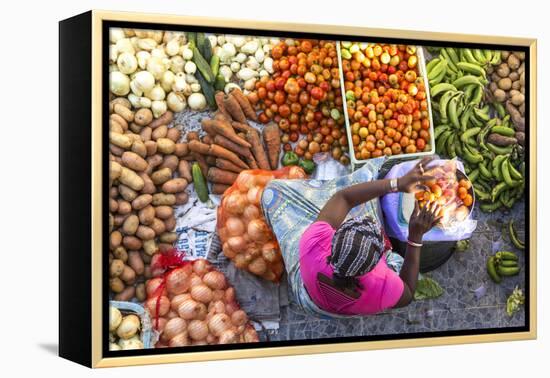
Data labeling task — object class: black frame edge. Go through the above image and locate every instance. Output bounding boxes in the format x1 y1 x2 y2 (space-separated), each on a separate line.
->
59 10 93 368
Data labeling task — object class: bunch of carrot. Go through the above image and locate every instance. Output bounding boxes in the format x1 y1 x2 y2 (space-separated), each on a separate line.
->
188 88 281 194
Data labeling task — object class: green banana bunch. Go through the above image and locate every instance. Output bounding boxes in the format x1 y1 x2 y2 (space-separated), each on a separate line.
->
428 47 523 212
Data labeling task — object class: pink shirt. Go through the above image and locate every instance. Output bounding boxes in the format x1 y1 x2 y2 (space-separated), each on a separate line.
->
299 221 404 315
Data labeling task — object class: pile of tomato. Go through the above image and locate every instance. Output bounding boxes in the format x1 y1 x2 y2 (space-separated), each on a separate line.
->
341 43 431 160
247 40 349 165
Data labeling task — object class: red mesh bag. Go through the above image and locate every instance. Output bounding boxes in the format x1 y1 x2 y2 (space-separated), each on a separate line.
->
144 248 259 347
217 166 307 282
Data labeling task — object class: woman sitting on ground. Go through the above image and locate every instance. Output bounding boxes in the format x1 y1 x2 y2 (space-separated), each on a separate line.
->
299 157 441 315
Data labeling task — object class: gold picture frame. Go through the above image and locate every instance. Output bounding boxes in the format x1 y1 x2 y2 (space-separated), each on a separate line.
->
59 9 537 368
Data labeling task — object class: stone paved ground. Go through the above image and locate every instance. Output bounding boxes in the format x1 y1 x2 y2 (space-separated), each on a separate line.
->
259 200 526 342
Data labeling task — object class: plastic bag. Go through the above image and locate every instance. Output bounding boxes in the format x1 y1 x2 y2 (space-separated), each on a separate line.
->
381 158 477 242
217 166 307 282
413 159 473 228
144 248 259 347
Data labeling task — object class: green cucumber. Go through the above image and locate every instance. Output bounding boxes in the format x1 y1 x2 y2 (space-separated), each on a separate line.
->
195 70 217 109
196 33 212 63
210 55 220 77
192 163 210 202
191 44 215 83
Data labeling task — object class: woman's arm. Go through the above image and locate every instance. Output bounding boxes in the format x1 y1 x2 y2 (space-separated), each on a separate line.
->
317 157 436 229
393 200 442 308
316 179 394 229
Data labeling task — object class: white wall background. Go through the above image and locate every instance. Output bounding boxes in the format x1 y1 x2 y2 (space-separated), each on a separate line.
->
0 0 547 375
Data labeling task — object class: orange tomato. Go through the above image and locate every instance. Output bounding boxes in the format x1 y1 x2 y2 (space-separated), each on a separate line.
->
366 141 376 152
383 147 392 156
463 194 473 207
419 129 430 140
376 140 386 149
457 187 468 200
352 134 360 145
415 191 425 200
459 179 472 190
391 143 402 155
400 136 410 147
416 138 426 151
374 129 385 140
430 184 442 197
372 149 383 158
405 144 417 153
366 134 376 143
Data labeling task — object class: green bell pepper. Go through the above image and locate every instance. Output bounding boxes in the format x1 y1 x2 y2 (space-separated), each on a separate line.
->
282 151 299 166
299 159 316 174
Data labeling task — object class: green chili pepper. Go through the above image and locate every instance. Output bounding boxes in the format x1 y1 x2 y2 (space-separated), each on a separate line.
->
298 159 316 174
282 151 299 166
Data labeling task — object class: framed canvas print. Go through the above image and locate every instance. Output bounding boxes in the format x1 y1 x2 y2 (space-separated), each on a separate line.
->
59 10 537 368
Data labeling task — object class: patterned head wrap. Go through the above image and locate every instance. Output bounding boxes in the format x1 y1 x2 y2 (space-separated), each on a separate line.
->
329 215 385 277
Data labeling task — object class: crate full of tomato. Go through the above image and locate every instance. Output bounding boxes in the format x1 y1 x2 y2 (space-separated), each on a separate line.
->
338 42 435 166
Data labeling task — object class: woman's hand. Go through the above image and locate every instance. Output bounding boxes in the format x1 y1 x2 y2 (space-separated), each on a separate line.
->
398 156 436 193
408 200 442 243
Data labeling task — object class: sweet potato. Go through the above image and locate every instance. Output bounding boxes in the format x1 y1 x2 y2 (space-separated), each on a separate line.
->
487 133 517 147
149 111 174 129
262 123 281 170
506 101 525 132
174 142 189 157
178 160 193 182
207 167 238 185
186 131 200 142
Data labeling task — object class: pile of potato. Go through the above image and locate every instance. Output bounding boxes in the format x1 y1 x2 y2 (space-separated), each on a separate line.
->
109 306 145 350
109 97 194 301
487 51 525 136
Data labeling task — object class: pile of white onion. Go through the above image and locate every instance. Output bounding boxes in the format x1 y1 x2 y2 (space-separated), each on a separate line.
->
109 306 144 350
217 166 306 282
144 259 259 347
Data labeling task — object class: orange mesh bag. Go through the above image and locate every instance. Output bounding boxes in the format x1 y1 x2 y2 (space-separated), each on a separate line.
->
217 166 307 282
144 248 259 347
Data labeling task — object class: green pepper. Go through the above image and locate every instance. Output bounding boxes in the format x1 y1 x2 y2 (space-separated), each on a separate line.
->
299 159 316 174
282 151 299 167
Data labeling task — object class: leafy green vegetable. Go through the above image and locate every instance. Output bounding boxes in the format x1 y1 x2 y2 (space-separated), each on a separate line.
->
506 286 525 317
414 277 444 300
